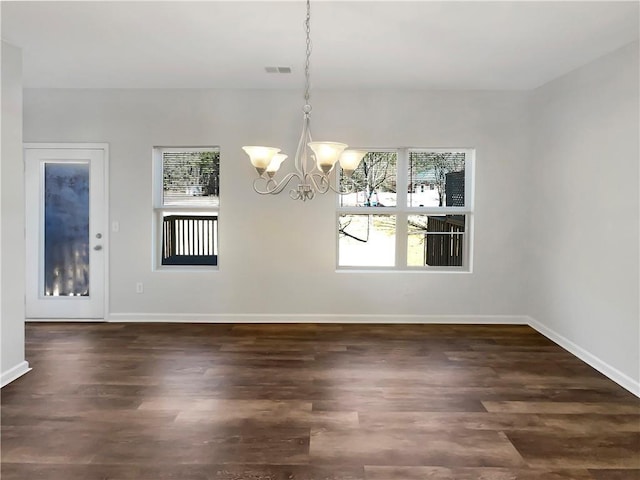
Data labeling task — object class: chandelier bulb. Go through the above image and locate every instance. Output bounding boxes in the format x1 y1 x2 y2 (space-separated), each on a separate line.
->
302 104 312 114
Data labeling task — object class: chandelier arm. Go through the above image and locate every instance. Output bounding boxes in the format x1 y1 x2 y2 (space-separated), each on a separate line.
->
338 181 357 194
304 115 321 178
307 172 331 194
252 172 304 195
294 113 311 178
315 173 358 195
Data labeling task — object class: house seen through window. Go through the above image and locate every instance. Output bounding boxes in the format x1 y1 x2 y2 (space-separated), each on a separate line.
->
153 147 219 268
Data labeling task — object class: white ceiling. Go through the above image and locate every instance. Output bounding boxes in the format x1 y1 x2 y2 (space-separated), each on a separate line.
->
1 1 638 90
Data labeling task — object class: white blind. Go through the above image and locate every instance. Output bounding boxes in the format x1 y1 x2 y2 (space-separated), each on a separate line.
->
162 150 219 207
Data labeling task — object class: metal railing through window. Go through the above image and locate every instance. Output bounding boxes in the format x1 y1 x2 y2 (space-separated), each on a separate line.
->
161 215 218 266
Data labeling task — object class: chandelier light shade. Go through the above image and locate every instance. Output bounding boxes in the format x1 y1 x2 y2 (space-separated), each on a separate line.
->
307 142 348 174
265 153 288 176
242 146 281 175
242 0 366 201
339 149 368 177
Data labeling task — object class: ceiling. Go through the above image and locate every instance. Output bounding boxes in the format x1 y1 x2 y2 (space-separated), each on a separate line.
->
1 1 638 90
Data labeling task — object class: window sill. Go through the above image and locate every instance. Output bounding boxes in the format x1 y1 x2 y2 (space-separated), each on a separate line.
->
335 267 472 274
154 265 219 273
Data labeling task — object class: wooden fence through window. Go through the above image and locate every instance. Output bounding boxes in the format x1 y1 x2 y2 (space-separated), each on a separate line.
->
425 215 464 267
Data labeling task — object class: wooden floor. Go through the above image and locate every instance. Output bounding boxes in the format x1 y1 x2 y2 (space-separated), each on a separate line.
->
1 323 639 479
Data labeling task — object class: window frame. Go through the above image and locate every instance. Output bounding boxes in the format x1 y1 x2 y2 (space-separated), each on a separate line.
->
336 147 475 272
152 146 220 271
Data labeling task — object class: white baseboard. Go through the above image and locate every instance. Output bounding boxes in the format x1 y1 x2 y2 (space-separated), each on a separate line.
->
527 316 640 397
108 313 529 324
26 318 103 322
1 361 31 387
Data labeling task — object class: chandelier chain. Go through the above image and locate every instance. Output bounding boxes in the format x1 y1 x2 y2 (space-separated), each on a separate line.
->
303 0 312 106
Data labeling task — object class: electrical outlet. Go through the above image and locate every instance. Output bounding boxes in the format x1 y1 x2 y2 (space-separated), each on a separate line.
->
136 282 144 294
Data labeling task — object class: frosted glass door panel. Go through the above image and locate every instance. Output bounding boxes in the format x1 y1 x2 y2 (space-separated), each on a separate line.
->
25 145 106 319
44 163 90 297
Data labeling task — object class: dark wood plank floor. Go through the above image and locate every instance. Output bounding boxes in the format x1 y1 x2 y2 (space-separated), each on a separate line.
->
2 323 639 479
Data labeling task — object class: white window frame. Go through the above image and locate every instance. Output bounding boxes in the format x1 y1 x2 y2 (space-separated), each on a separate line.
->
336 147 475 272
152 146 220 271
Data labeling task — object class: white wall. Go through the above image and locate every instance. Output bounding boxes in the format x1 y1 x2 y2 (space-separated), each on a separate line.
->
1 41 29 385
528 42 640 393
23 88 531 321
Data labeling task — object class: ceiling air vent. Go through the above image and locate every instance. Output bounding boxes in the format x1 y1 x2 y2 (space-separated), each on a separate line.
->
265 66 292 74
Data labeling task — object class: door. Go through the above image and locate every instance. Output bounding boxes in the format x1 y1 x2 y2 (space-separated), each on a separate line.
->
25 144 108 319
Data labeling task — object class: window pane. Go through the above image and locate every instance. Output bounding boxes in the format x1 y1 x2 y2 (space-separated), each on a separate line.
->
339 152 397 207
161 212 218 266
44 163 90 296
338 214 396 267
163 150 220 207
408 214 465 267
408 151 465 207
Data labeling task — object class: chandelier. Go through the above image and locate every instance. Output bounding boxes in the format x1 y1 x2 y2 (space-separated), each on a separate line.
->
242 0 367 201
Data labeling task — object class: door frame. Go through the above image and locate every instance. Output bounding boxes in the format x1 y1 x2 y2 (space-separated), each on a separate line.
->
24 142 109 321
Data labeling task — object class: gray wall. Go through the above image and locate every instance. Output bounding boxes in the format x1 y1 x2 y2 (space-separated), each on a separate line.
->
1 41 28 385
23 89 530 321
528 41 640 391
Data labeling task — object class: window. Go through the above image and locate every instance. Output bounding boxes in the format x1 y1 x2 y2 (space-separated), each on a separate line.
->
153 147 220 268
337 148 474 271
